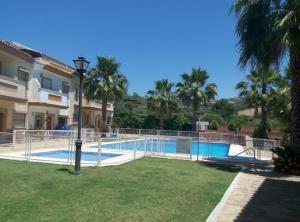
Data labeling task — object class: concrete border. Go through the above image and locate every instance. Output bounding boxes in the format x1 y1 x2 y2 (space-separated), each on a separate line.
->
206 166 246 222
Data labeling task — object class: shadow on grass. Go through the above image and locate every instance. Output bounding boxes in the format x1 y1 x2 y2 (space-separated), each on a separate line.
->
196 159 291 178
196 161 240 173
235 178 300 222
56 167 75 175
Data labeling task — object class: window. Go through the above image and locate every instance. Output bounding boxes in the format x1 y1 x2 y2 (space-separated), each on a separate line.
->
14 113 26 128
73 107 79 123
62 82 70 94
83 113 89 125
58 116 67 126
41 77 52 90
18 68 29 82
73 114 79 123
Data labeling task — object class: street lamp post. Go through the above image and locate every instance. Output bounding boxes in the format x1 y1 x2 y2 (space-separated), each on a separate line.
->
73 56 90 174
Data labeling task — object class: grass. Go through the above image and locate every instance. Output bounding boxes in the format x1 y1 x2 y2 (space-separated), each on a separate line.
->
0 157 239 222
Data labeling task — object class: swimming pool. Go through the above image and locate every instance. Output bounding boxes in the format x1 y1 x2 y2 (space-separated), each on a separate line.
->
31 150 121 161
96 139 230 157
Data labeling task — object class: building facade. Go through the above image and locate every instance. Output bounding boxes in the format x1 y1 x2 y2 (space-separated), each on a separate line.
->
0 39 113 132
0 40 34 132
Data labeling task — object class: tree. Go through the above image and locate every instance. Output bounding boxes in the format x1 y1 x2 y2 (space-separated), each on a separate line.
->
209 120 219 130
83 56 128 132
277 1 300 146
236 69 281 138
176 67 217 130
146 79 177 130
212 99 237 121
231 0 300 147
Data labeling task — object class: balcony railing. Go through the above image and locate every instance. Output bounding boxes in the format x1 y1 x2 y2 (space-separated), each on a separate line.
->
82 98 113 111
29 88 69 108
0 74 27 102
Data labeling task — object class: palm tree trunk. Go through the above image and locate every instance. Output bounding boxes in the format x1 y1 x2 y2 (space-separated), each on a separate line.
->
159 108 164 130
290 49 300 146
260 82 268 138
254 106 259 117
192 103 198 131
101 97 108 132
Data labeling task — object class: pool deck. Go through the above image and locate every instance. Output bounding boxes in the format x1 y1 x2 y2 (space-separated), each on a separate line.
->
0 147 145 167
207 163 300 222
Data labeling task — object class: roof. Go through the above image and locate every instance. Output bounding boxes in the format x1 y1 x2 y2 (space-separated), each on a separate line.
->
0 39 34 63
11 41 76 76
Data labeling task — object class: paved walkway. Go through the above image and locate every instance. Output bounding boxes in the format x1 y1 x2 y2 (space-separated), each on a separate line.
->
215 166 300 222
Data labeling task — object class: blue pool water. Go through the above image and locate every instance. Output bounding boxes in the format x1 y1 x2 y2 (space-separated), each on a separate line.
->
31 150 121 161
96 139 230 157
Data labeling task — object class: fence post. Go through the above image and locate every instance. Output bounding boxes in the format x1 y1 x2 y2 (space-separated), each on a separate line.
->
25 133 28 161
133 139 137 159
190 140 192 161
197 132 200 161
43 130 46 144
13 130 16 147
28 134 32 161
151 138 154 153
163 139 166 156
144 137 147 156
97 139 102 167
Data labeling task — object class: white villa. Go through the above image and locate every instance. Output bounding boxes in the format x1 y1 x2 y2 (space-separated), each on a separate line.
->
0 39 113 132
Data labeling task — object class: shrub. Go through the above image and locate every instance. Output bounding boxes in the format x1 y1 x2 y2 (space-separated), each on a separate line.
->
272 145 300 174
252 122 272 138
252 127 267 138
143 114 159 129
202 112 224 125
164 114 188 130
209 120 219 130
227 120 241 132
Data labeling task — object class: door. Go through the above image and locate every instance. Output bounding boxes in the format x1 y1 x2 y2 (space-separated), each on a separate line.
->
46 116 52 130
58 117 67 127
0 113 4 132
35 115 44 130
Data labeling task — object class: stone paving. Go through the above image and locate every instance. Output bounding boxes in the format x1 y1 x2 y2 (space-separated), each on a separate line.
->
215 166 300 222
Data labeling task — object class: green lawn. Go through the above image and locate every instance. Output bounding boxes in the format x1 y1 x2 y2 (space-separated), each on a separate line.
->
0 158 239 222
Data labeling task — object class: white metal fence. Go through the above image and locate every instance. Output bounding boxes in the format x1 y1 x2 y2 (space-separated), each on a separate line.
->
0 129 278 165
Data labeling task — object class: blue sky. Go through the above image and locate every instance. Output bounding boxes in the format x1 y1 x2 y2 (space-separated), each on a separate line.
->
1 0 244 98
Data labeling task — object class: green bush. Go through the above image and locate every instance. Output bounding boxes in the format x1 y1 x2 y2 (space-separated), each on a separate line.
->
143 114 159 129
227 120 241 132
252 122 272 138
165 114 189 130
202 112 224 125
114 111 144 128
252 126 267 138
209 120 219 130
272 145 300 173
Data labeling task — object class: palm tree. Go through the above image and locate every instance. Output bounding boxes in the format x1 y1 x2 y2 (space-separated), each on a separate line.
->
269 68 291 129
176 68 217 130
146 79 177 130
277 1 300 146
236 69 281 138
83 56 128 132
231 0 300 146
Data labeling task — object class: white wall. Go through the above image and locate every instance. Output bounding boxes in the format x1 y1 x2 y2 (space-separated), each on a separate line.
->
0 50 33 79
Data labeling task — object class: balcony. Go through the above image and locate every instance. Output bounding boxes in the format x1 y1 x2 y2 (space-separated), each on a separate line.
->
82 98 102 110
0 74 27 102
29 88 69 108
82 98 114 111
